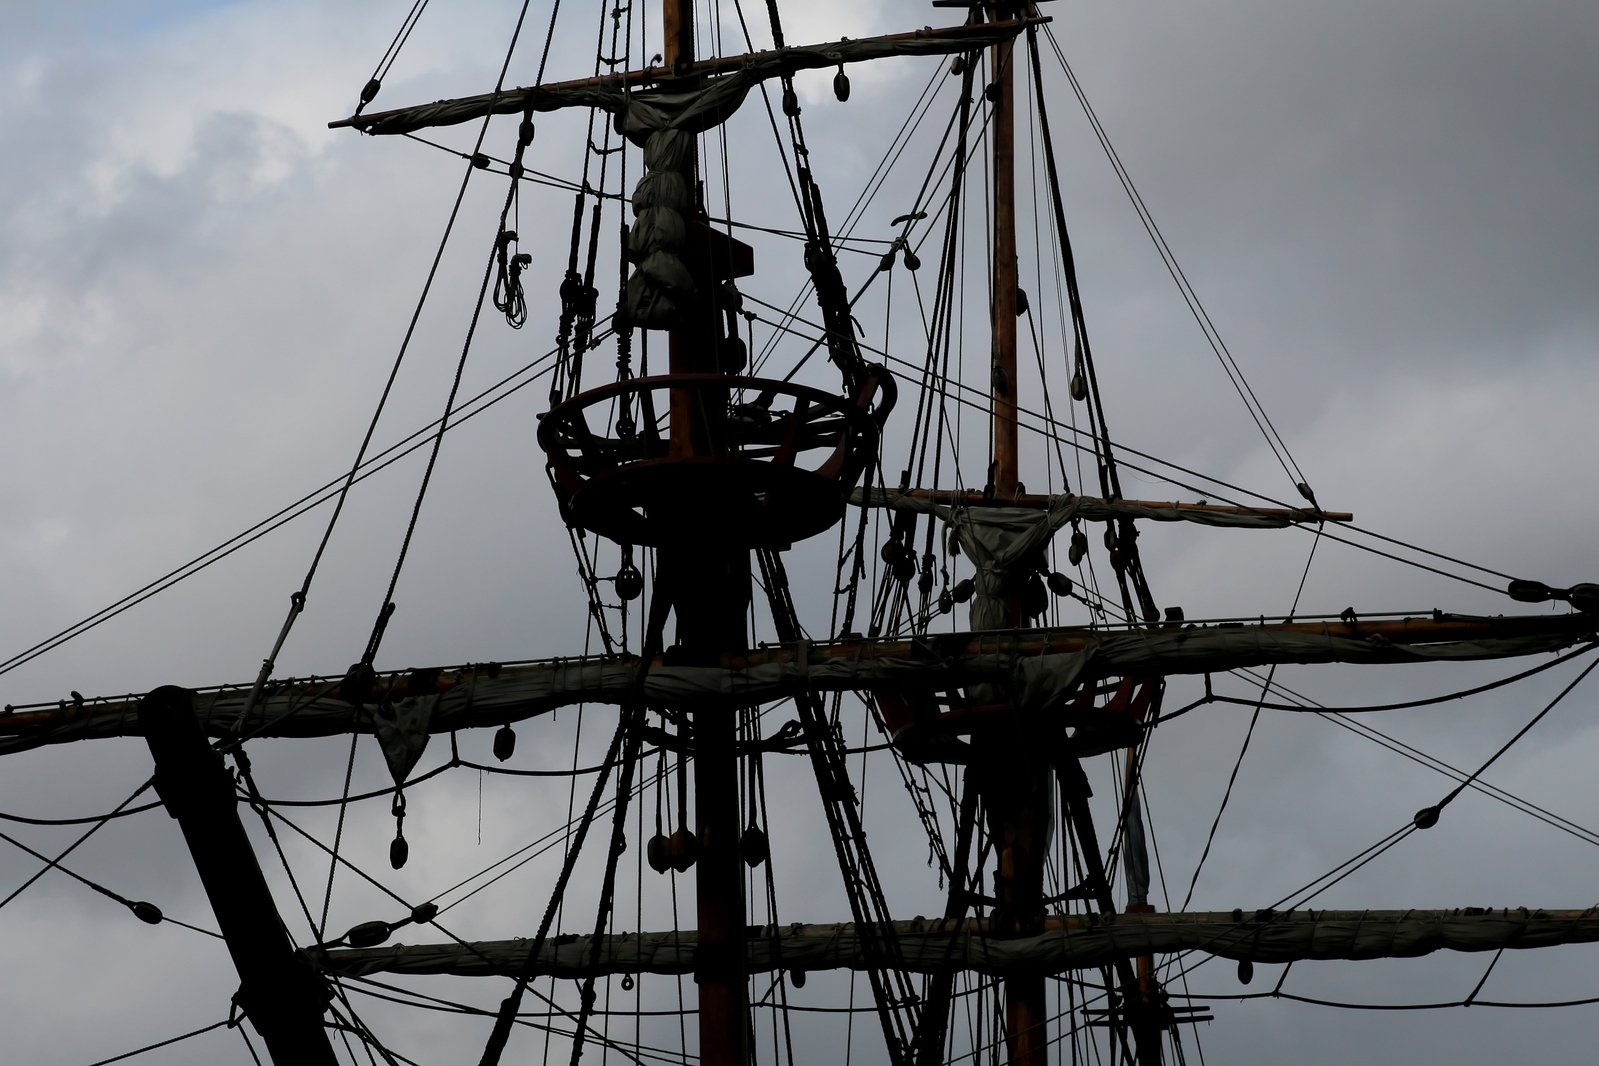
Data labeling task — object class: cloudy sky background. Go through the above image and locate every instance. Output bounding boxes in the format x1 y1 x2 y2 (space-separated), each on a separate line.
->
2 0 1598 1063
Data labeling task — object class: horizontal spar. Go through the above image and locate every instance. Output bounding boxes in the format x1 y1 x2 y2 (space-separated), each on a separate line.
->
331 19 1044 136
855 488 1351 525
1 613 1590 752
319 907 1599 979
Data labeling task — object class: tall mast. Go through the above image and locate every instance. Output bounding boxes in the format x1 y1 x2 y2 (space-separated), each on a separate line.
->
659 3 751 1064
982 8 1054 1065
991 5 1020 498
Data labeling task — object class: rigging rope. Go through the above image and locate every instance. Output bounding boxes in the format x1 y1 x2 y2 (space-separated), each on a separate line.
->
1177 526 1323 910
1041 25 1314 502
0 779 151 912
0 824 218 936
1414 655 1599 829
784 311 1518 595
0 340 570 681
80 1019 232 1066
476 571 668 1066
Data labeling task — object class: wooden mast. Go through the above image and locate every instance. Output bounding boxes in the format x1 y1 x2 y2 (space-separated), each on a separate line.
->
980 8 1057 1065
658 4 751 1065
991 5 1020 499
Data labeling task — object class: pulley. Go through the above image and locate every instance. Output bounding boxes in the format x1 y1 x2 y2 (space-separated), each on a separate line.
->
1508 578 1555 602
646 834 673 874
493 724 516 762
1024 572 1049 618
892 552 917 585
390 791 409 869
1068 529 1088 566
615 563 644 601
345 920 392 949
667 828 699 872
833 66 851 102
720 335 748 374
741 825 770 868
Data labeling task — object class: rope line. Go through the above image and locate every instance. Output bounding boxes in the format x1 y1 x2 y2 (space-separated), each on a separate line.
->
80 1020 230 1066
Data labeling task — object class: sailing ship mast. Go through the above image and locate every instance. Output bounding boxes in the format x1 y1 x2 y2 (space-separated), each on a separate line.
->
654 3 751 1061
982 5 1065 1062
5 4 1599 1066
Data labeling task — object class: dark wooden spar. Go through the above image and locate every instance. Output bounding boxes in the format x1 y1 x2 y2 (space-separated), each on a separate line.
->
318 907 1599 979
7 612 1588 751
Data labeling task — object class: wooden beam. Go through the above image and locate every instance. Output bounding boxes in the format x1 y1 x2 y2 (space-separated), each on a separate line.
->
866 488 1351 523
140 686 337 1066
320 907 1599 979
329 19 1047 134
6 612 1589 749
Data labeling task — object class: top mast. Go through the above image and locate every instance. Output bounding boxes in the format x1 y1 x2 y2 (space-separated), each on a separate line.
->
991 4 1021 501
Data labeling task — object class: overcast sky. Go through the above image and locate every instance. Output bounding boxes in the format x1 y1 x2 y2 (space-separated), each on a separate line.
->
2 1 1598 1064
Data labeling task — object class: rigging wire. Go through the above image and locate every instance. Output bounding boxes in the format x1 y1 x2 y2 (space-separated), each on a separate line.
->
1178 526 1323 911
318 728 363 941
0 341 568 680
1147 644 1599 849
0 778 151 912
235 48 519 724
0 824 220 937
343 977 702 1062
0 800 163 826
79 1019 231 1066
1419 655 1599 824
353 0 432 117
1173 987 1599 1012
1158 642 1599 721
1040 25 1312 499
744 296 1518 595
254 798 633 1057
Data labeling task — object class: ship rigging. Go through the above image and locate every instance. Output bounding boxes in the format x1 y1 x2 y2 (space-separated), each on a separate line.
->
2 2 1598 1065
